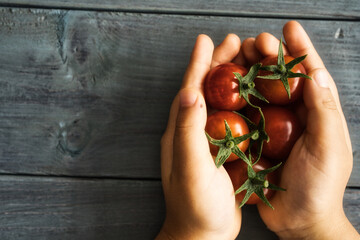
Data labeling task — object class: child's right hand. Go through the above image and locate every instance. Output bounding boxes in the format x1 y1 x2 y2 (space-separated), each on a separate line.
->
243 20 359 239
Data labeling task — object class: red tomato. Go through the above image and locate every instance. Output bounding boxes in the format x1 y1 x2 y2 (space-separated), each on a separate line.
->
205 63 248 111
224 156 277 204
205 111 249 162
249 106 302 162
255 55 306 105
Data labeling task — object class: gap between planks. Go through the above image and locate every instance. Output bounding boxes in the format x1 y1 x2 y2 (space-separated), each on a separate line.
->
0 2 359 21
0 173 359 195
0 172 161 182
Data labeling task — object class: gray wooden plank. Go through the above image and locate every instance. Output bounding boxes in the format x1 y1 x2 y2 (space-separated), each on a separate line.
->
344 188 360 232
0 0 359 19
0 175 357 239
0 176 165 240
0 8 359 186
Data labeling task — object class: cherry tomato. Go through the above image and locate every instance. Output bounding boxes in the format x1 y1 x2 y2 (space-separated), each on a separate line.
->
205 111 249 162
249 106 302 162
205 63 248 111
255 55 306 105
224 156 277 204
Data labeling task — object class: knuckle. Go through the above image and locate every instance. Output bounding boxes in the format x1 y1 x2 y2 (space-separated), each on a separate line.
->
175 113 195 132
174 122 196 141
175 121 194 131
322 98 337 110
173 125 188 139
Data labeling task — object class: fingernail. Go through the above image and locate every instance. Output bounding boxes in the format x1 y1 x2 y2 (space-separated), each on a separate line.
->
314 69 330 88
179 89 198 107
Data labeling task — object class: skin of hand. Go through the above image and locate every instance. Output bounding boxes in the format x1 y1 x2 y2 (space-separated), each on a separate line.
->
156 34 246 240
241 21 359 239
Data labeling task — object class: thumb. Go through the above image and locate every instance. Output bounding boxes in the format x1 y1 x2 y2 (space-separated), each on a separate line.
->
303 68 348 156
304 68 337 112
172 88 213 177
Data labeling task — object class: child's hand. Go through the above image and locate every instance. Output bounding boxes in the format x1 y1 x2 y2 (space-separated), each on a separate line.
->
156 34 244 240
243 21 359 239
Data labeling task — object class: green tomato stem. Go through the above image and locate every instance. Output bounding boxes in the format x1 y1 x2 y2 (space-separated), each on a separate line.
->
251 177 269 188
278 64 287 74
248 82 255 89
251 131 259 140
226 140 235 149
264 180 269 188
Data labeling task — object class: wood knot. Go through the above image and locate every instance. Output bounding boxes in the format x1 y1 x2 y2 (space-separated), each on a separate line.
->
334 28 344 39
58 119 91 156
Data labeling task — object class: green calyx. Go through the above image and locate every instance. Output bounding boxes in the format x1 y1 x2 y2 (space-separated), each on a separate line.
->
206 120 255 168
226 140 235 149
233 63 268 108
234 110 268 165
278 64 287 74
236 163 285 209
258 38 312 99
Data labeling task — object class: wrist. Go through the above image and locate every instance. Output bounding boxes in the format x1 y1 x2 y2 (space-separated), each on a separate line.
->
277 212 359 240
155 218 236 240
155 226 217 240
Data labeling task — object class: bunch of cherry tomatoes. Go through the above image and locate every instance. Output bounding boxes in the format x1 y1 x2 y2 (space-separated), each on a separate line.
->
204 40 311 208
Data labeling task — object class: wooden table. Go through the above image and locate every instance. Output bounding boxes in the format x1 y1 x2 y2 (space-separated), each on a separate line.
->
0 1 359 239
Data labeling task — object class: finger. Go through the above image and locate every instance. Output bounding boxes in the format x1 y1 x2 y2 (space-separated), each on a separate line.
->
175 34 212 133
211 33 241 68
254 32 289 57
162 34 213 182
160 94 180 183
283 21 350 152
163 94 180 140
181 34 214 91
283 21 325 72
172 89 214 179
283 20 341 106
241 38 263 65
303 68 352 156
163 34 214 181
232 49 247 66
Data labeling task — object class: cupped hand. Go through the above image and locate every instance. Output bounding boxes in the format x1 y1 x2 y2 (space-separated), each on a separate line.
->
156 34 245 240
243 21 358 239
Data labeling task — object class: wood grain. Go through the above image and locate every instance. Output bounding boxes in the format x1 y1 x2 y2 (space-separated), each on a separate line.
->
0 0 359 19
0 176 165 240
0 8 359 186
0 175 357 239
0 4 359 239
344 188 360 232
